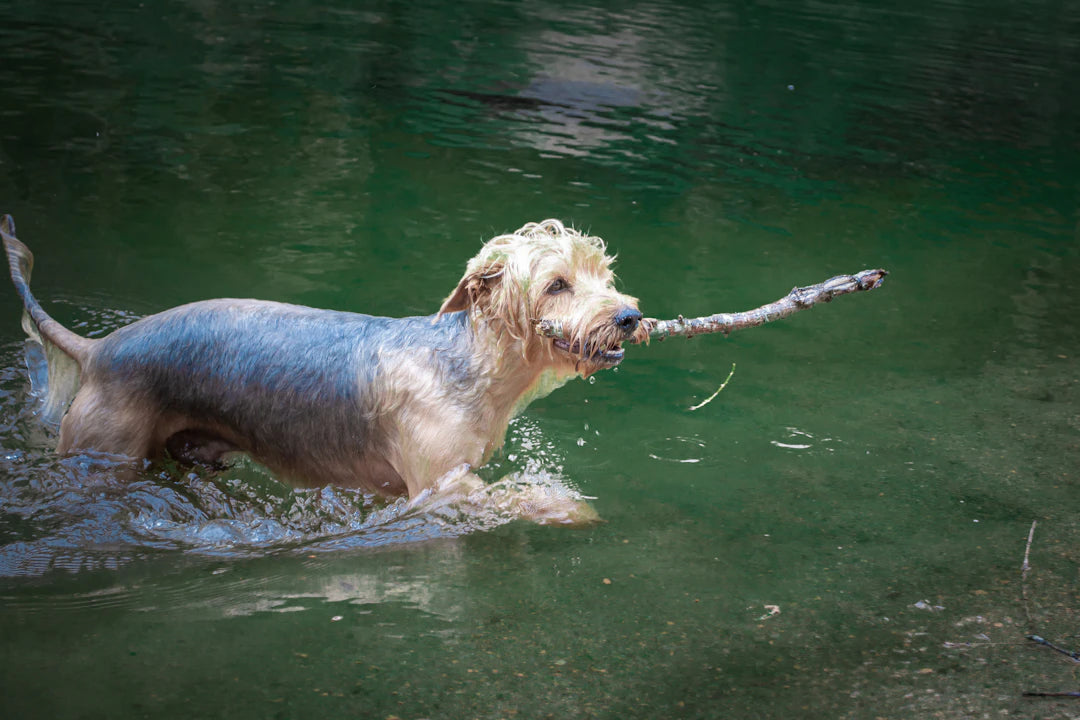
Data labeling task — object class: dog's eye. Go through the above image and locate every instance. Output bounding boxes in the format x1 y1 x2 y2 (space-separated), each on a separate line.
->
546 278 571 295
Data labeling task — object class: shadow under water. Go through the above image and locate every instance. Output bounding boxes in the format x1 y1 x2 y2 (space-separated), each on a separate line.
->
0 304 590 577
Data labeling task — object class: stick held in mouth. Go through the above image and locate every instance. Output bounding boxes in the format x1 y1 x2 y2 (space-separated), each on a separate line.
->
535 268 888 343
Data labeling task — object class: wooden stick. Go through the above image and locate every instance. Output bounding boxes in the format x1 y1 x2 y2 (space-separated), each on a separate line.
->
535 269 888 342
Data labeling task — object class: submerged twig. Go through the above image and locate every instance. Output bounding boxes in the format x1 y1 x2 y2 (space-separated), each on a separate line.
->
688 363 736 411
1022 691 1080 698
1019 520 1080 665
1025 634 1080 663
535 268 888 342
1021 520 1037 626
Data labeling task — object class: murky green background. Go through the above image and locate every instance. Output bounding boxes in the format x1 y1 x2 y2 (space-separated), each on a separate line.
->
2 0 1080 718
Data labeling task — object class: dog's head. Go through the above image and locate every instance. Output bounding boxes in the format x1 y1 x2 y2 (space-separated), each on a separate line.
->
439 220 646 377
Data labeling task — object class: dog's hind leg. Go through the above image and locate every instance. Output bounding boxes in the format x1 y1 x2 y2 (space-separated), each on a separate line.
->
56 386 158 460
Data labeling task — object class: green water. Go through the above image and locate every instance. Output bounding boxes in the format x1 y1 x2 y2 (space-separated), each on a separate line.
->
2 0 1080 717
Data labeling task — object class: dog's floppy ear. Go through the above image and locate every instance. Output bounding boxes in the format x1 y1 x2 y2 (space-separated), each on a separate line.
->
438 265 504 316
437 249 531 343
437 274 476 315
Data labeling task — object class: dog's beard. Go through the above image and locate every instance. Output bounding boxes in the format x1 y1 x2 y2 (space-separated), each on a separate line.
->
550 323 629 373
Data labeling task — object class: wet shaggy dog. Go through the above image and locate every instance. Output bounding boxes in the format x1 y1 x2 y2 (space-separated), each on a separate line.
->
2 216 646 519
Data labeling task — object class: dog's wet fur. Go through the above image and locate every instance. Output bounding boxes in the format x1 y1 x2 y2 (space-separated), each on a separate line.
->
3 217 645 522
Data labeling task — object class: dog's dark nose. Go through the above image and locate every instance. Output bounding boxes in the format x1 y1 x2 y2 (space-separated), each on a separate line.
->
613 307 642 336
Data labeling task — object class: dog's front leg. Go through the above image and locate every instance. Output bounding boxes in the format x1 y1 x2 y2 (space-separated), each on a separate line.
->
477 475 601 526
408 464 600 527
389 400 600 526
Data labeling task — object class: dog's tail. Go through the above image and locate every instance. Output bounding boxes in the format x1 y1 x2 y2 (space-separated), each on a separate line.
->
3 214 92 420
2 215 92 361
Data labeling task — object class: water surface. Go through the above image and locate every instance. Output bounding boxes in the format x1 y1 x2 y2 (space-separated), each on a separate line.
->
2 0 1080 718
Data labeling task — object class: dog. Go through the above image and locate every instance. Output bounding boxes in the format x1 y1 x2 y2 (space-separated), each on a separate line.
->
2 216 646 522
